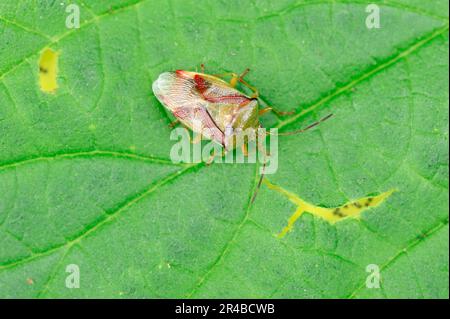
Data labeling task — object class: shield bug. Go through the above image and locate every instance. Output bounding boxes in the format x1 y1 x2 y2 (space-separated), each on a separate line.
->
152 65 332 202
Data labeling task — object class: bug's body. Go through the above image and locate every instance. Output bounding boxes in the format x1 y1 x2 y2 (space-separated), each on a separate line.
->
152 67 333 203
152 70 260 151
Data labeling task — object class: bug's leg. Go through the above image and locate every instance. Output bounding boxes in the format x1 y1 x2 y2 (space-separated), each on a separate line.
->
239 68 250 79
250 138 269 204
258 108 272 116
213 68 259 96
227 68 258 97
238 78 259 98
241 143 248 157
259 107 295 117
168 119 180 128
257 137 270 156
212 72 240 86
229 68 250 87
205 151 215 165
229 74 240 88
212 69 249 88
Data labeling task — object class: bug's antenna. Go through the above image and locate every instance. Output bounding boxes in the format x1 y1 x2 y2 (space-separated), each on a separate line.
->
250 160 266 204
250 134 268 204
268 113 334 136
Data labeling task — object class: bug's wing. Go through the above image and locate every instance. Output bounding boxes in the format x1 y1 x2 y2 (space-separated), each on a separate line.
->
152 71 198 113
152 72 225 145
184 72 257 133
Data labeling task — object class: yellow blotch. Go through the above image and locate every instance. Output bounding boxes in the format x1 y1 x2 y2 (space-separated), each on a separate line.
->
38 48 59 93
263 180 396 238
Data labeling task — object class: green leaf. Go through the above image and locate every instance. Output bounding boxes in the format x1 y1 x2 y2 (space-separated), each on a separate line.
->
0 0 448 298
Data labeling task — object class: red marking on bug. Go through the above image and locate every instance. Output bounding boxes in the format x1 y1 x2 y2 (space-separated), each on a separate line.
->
173 108 189 119
206 95 251 105
194 74 209 93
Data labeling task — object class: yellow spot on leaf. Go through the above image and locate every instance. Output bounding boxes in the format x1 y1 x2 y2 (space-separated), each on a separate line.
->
38 48 59 93
263 179 395 238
